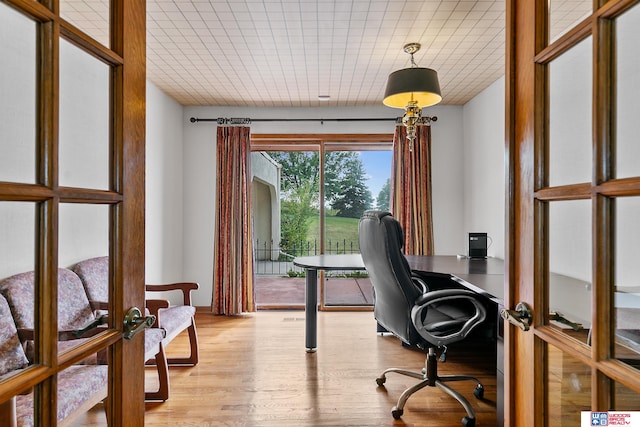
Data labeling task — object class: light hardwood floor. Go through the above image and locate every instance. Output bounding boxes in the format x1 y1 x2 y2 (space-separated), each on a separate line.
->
75 311 497 426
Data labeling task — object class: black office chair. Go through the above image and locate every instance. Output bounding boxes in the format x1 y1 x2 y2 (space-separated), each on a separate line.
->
359 210 487 427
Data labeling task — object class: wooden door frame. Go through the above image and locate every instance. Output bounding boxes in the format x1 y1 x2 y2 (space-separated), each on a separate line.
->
504 0 538 425
110 0 146 424
0 0 146 425
506 1 640 426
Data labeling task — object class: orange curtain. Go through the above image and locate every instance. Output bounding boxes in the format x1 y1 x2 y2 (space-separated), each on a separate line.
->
212 126 255 314
390 124 435 256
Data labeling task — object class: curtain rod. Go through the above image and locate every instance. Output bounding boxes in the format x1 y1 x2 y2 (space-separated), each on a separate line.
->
189 116 437 125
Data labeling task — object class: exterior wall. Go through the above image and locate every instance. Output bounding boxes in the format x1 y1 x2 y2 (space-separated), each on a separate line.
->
251 152 281 261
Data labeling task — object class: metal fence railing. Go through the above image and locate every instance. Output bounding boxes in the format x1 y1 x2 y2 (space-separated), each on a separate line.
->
253 239 362 276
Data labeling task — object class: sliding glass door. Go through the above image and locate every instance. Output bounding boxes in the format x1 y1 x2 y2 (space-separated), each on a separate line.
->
251 135 392 310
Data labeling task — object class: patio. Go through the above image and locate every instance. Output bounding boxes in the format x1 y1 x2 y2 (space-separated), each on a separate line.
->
255 276 373 309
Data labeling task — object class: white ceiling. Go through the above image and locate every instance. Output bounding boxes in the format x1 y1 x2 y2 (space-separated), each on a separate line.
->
60 0 592 107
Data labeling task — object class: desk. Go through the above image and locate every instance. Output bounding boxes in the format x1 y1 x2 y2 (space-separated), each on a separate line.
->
292 254 504 351
292 254 365 352
294 254 505 426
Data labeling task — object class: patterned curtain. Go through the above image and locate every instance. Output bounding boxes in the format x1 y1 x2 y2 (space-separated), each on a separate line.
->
390 124 435 256
212 126 256 314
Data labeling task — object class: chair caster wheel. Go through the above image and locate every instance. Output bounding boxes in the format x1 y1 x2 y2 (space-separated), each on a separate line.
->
473 384 484 399
376 376 386 386
462 416 475 426
391 407 403 419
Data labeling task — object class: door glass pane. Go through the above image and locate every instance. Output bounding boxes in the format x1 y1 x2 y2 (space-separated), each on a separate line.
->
614 380 640 410
59 38 110 190
323 149 390 306
0 3 36 184
615 197 640 368
253 150 320 308
0 202 38 403
0 202 35 388
616 3 640 179
547 342 591 426
60 0 110 47
549 0 591 44
548 37 592 187
58 203 109 352
16 362 108 425
548 200 592 345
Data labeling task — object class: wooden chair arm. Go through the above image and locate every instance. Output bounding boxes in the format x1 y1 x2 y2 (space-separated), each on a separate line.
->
146 299 170 328
89 300 109 311
17 327 105 342
145 282 199 305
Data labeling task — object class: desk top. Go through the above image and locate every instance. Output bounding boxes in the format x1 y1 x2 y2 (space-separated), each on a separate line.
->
293 254 505 303
293 254 365 271
405 255 505 303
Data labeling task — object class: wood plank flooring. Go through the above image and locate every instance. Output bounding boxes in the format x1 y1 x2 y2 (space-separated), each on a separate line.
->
74 311 497 426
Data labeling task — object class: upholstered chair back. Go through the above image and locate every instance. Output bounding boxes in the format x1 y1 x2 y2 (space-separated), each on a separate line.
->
0 293 29 378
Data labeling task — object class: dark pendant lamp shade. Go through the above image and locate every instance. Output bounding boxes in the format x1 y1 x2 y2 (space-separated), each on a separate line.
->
383 67 442 109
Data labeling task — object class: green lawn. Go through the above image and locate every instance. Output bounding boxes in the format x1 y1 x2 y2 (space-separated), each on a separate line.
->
306 215 360 250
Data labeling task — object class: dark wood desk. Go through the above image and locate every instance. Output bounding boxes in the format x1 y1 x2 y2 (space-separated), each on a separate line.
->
293 254 505 351
405 255 505 304
292 254 365 352
294 254 506 426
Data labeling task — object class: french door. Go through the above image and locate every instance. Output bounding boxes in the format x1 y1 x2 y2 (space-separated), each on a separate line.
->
506 0 640 425
0 0 146 425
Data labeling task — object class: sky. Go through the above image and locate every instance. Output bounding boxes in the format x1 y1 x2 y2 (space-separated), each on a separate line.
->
359 150 392 202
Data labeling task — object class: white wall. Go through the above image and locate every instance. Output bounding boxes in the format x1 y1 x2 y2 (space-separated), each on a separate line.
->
182 105 466 306
145 82 185 288
462 77 506 259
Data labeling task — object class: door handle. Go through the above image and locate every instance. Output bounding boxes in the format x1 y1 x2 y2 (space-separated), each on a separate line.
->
123 307 156 340
549 311 583 331
73 314 109 337
500 302 532 331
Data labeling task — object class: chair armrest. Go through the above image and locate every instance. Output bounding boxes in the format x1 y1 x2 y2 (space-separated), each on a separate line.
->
411 274 429 293
146 299 170 328
411 289 487 347
89 300 109 312
17 326 106 342
145 282 199 306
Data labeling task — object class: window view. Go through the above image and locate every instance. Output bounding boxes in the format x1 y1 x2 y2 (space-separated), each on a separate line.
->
252 146 392 309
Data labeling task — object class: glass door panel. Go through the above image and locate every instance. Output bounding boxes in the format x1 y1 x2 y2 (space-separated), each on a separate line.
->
322 149 391 307
549 0 592 44
58 203 109 359
59 38 110 190
253 150 320 308
546 341 591 426
60 0 110 47
615 197 640 368
0 2 36 184
548 37 592 187
548 200 592 345
615 3 640 179
615 380 640 410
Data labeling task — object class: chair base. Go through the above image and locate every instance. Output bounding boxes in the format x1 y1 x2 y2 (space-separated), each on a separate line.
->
376 348 484 427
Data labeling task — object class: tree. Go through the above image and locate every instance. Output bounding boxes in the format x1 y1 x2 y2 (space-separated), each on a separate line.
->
267 151 373 249
376 178 391 211
267 151 364 206
331 156 373 218
279 182 315 255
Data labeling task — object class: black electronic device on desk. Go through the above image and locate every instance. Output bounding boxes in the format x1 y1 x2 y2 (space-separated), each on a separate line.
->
468 232 488 258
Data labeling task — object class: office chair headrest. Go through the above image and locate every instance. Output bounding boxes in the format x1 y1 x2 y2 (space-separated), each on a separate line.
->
360 210 404 250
